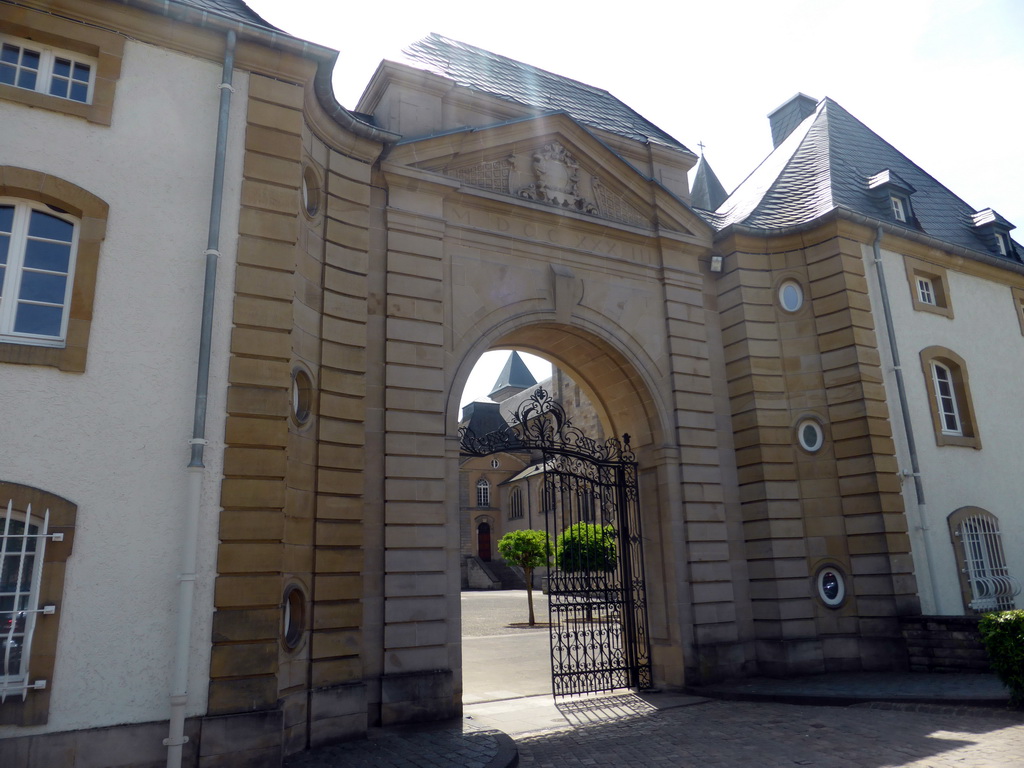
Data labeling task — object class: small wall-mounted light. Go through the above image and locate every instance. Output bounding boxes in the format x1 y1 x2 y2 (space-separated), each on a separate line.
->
710 255 723 273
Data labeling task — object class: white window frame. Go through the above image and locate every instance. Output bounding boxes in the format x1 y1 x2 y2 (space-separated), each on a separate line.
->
476 478 490 507
1 501 53 701
994 231 1009 257
0 198 80 346
891 195 907 222
916 276 936 306
0 34 96 104
930 361 962 436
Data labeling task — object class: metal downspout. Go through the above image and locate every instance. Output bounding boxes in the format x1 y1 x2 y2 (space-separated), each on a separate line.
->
165 29 236 768
871 227 942 612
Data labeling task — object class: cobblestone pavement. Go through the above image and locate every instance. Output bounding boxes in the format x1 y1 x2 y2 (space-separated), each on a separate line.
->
516 699 1024 768
284 721 515 768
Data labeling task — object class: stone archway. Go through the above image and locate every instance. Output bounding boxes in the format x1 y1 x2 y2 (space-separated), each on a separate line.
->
372 109 741 727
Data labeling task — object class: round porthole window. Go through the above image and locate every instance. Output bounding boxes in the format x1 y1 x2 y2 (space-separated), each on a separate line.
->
778 280 804 312
292 368 313 426
817 567 846 607
301 165 321 218
491 459 500 469
282 584 306 650
797 419 824 453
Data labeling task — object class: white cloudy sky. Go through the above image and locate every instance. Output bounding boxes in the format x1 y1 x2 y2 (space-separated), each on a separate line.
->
245 0 1022 403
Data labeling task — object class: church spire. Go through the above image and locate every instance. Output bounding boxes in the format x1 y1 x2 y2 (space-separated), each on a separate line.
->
690 151 729 211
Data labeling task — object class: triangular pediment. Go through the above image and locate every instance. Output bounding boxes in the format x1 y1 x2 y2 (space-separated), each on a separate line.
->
387 114 705 236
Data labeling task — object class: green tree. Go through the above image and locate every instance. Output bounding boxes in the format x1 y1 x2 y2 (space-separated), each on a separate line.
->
496 529 552 626
555 522 617 573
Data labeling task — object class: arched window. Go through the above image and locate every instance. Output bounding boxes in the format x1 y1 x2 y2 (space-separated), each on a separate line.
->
948 507 1020 613
920 346 980 449
0 481 77 724
476 478 490 507
508 487 523 520
0 168 108 372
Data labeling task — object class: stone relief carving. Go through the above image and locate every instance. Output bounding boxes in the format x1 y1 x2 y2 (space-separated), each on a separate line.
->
517 142 598 215
444 142 649 228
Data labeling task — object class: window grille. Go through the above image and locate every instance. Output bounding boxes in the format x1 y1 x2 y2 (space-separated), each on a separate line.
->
1 500 58 701
476 478 490 507
956 514 1020 612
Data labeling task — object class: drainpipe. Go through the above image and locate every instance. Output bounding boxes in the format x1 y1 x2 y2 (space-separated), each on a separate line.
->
871 227 942 612
164 29 236 768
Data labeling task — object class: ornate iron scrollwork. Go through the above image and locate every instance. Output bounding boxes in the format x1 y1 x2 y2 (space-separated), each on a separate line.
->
459 387 635 464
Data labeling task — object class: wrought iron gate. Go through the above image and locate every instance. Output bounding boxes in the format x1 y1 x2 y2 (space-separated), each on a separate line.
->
460 388 652 696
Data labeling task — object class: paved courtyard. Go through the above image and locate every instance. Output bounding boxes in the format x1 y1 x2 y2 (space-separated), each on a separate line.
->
513 698 1024 767
288 592 1024 766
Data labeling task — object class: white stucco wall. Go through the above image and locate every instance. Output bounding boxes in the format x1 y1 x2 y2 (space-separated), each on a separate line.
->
0 39 247 734
864 243 1024 615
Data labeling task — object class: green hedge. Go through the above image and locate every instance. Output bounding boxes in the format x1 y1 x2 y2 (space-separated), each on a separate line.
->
979 609 1024 708
555 522 617 572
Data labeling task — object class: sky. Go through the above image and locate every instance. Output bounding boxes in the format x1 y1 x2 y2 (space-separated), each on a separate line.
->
244 0 1023 403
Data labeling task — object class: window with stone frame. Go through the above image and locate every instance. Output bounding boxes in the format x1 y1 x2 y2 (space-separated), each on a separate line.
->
904 256 953 319
476 478 490 508
508 487 523 520
1012 287 1024 337
948 507 1019 613
919 346 980 449
0 482 76 726
0 168 107 372
0 9 123 125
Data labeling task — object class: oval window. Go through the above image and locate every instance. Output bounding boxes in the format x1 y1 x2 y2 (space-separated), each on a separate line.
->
797 419 824 452
283 584 306 650
292 368 313 426
817 567 846 607
778 280 804 312
491 459 500 469
301 165 321 218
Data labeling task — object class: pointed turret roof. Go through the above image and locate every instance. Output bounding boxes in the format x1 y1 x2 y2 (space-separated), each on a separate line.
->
489 351 538 403
708 97 1020 263
691 154 729 211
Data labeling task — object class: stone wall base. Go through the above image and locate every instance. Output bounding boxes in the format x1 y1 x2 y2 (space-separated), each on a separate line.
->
901 615 991 672
381 670 456 726
0 717 201 768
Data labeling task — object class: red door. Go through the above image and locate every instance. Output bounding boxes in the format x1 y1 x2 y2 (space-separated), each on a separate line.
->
478 522 491 561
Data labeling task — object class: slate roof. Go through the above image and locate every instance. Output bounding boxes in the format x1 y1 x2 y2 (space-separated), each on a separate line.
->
712 97 1021 263
402 34 689 152
171 0 281 31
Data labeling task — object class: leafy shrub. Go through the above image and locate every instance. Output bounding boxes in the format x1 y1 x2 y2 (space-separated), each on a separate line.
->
979 609 1024 708
555 522 617 573
496 529 552 571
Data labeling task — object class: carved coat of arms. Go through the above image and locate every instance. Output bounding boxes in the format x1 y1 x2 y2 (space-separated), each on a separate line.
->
516 142 598 215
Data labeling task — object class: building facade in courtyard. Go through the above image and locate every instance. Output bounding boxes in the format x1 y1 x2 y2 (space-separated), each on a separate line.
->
0 2 1020 766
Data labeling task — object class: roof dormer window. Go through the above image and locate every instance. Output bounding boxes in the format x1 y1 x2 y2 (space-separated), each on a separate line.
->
971 208 1016 260
868 170 917 228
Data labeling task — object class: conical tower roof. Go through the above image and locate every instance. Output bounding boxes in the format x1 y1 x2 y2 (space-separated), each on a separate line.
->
488 351 538 403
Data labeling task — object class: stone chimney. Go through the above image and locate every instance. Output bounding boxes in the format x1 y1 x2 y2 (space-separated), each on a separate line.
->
768 93 817 148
